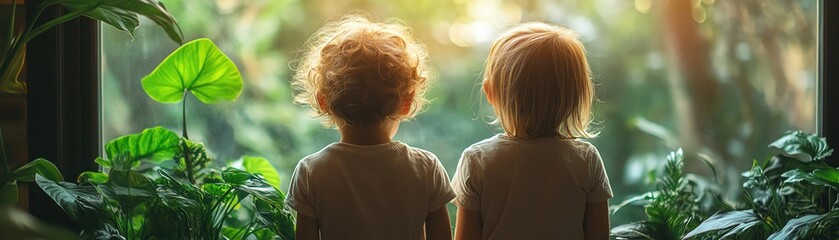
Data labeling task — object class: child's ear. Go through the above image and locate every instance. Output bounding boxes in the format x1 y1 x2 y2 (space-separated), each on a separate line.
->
483 80 495 105
399 92 415 115
317 93 328 113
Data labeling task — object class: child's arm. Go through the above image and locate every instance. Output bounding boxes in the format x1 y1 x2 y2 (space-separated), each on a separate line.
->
583 200 610 240
296 212 320 240
454 207 481 240
426 206 453 240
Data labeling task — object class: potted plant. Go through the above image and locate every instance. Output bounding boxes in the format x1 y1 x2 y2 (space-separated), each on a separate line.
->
35 38 294 239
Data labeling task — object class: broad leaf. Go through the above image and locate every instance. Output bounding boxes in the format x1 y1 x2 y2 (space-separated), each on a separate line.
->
242 156 282 189
254 199 295 240
767 214 825 240
683 210 762 239
142 38 243 104
9 158 63 182
45 0 182 44
78 171 109 184
101 169 156 211
35 174 103 228
768 131 833 162
812 168 839 187
105 126 180 164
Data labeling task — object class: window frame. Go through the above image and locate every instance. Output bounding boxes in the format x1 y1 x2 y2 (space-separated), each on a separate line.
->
25 0 100 229
23 0 837 228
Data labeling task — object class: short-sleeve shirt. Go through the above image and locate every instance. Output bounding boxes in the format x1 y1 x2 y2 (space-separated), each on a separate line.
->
451 134 613 240
285 141 456 240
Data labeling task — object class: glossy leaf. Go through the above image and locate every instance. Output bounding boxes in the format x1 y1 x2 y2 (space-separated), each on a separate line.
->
242 156 281 189
8 158 63 182
142 38 243 104
101 169 156 211
768 131 833 162
683 210 762 239
767 214 825 240
105 126 180 164
35 174 103 227
254 199 295 240
78 171 109 185
43 0 182 44
812 168 839 186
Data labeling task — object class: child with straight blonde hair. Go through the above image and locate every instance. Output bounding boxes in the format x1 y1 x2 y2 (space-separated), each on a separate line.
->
452 22 612 240
286 14 455 240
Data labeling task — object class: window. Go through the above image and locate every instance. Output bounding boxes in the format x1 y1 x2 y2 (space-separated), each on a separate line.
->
101 0 820 223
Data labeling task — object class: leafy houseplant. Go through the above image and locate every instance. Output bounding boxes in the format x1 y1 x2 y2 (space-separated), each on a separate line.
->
0 129 63 206
683 131 839 239
1 0 183 93
610 149 716 240
36 38 294 239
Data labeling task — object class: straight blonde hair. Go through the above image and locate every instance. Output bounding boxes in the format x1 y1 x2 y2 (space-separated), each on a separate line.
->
484 22 596 139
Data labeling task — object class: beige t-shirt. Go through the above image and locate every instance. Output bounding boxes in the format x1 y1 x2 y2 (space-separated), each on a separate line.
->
285 141 456 240
452 134 613 240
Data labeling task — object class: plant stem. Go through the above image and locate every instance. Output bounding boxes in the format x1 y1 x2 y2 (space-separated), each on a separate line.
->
6 0 16 46
182 95 189 140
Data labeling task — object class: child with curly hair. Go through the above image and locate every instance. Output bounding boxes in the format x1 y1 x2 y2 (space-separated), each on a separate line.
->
286 14 455 240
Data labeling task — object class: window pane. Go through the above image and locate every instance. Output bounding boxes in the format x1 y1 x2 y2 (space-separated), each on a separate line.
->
102 0 819 224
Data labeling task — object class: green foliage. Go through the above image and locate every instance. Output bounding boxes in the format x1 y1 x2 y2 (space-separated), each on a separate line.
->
37 127 295 239
35 37 293 239
610 149 707 240
1 0 183 93
141 38 243 104
684 131 839 239
768 131 833 162
0 129 63 206
104 126 180 164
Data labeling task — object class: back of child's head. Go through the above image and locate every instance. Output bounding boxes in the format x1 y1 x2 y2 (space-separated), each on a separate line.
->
484 22 596 139
292 14 430 127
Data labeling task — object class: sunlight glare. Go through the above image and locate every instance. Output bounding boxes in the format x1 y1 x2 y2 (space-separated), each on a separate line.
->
634 0 652 14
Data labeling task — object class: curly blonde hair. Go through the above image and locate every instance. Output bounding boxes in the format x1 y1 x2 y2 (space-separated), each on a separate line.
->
484 22 597 139
291 14 431 127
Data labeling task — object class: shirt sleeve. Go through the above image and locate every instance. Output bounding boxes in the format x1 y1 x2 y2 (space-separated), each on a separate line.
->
284 160 317 218
428 156 457 213
451 148 481 210
586 145 613 203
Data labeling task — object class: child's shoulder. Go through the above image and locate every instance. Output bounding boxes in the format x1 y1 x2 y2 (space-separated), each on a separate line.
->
464 134 599 158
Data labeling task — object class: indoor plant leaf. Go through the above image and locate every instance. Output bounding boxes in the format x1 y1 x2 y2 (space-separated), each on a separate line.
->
78 171 109 185
141 38 243 104
682 209 762 239
768 131 833 162
812 168 839 187
35 174 103 228
242 156 282 189
254 198 295 240
43 0 182 44
8 158 63 182
767 214 825 240
105 126 180 164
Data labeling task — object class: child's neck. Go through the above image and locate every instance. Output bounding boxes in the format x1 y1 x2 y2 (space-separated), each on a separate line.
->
338 120 399 145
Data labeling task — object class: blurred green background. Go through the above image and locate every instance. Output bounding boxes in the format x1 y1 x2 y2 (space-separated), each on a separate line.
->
101 0 819 225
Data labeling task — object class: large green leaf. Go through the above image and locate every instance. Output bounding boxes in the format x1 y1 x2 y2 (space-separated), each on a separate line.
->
141 38 243 104
100 169 156 211
35 174 103 228
242 156 282 189
42 0 183 44
812 169 839 186
105 126 180 164
768 131 833 163
683 210 763 239
767 214 825 240
8 158 63 183
254 199 295 240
